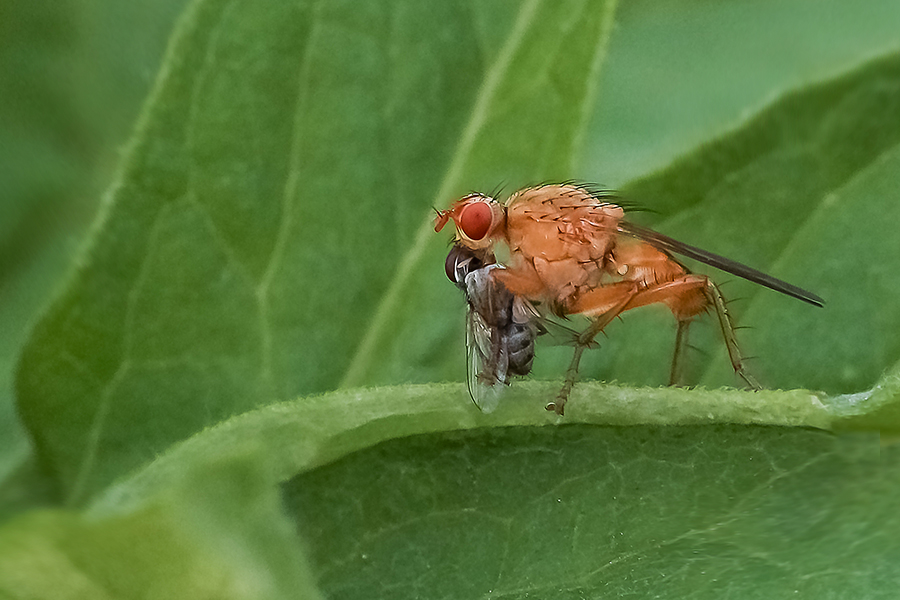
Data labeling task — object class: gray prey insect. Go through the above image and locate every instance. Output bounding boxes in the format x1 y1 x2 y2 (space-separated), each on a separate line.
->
445 244 537 412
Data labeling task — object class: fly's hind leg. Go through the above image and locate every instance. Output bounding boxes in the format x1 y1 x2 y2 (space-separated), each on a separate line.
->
704 280 761 390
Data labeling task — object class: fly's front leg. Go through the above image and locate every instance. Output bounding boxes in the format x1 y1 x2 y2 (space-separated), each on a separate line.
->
704 280 761 390
548 286 638 415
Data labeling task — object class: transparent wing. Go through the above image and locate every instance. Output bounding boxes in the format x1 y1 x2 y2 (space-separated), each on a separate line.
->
466 308 507 413
618 221 824 307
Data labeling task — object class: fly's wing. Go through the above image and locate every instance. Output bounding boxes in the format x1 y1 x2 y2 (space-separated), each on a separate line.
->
618 221 824 307
518 186 822 307
466 307 507 413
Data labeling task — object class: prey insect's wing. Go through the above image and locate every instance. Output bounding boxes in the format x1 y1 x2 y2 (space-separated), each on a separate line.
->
512 296 584 347
618 221 824 307
466 307 506 413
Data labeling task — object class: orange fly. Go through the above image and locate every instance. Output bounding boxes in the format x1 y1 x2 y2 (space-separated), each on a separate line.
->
435 183 824 415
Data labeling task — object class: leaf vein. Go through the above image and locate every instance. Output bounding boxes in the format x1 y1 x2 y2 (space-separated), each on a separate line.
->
255 0 325 393
340 0 545 388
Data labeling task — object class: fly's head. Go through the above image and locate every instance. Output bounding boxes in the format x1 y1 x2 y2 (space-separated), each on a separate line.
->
434 193 505 251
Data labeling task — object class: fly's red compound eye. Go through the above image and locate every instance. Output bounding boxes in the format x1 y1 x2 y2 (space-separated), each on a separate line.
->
458 201 493 241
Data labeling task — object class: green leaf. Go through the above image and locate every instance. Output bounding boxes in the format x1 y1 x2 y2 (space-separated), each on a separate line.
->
582 0 900 183
0 0 188 514
84 382 855 507
15 0 618 504
0 450 321 600
286 426 898 600
7 1 900 598
0 240 70 510
88 385 898 599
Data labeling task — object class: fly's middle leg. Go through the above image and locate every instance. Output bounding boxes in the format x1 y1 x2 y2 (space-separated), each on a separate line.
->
704 280 761 390
551 276 700 415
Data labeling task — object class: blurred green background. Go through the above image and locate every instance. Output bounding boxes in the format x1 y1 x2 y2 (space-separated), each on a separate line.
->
0 0 900 479
1 0 898 504
1 2 899 598
0 0 190 502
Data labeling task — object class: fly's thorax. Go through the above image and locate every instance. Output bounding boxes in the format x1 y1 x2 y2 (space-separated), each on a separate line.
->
498 184 629 310
504 184 624 218
504 184 624 264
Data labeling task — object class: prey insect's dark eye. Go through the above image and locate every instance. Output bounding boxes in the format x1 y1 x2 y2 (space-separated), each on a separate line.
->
445 246 464 282
445 245 484 283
